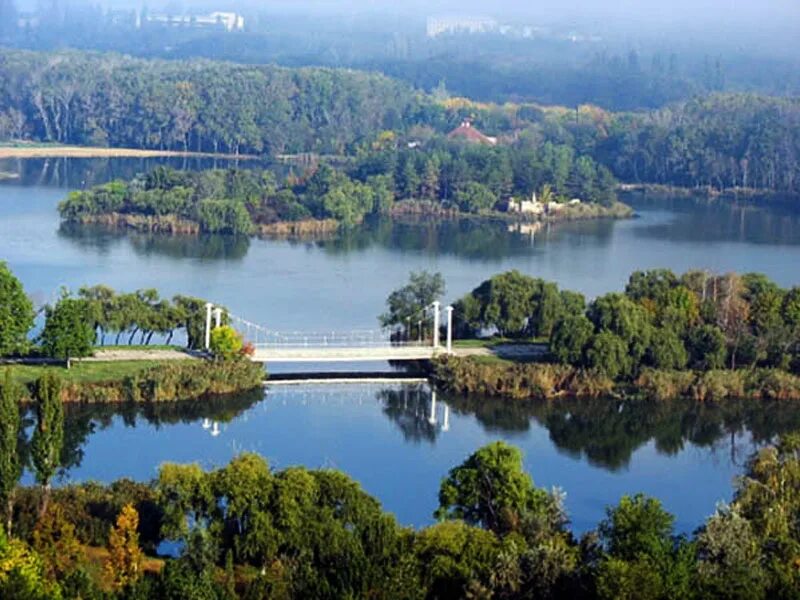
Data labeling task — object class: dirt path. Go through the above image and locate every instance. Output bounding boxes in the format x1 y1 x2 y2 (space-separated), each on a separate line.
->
79 348 200 362
454 343 548 361
0 145 257 160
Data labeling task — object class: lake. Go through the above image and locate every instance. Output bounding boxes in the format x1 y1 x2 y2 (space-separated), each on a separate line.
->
3 156 800 532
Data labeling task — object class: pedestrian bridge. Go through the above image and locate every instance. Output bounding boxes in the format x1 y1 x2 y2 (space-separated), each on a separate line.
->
206 301 456 364
250 345 441 363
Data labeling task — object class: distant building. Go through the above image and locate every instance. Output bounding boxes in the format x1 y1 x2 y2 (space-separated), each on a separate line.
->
426 16 498 38
507 193 544 215
447 120 497 146
140 11 244 32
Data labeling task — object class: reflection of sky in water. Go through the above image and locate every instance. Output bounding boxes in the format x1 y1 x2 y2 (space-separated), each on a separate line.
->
25 383 785 535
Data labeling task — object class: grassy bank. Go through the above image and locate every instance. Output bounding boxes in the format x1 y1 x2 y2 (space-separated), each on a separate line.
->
433 356 800 401
3 359 265 403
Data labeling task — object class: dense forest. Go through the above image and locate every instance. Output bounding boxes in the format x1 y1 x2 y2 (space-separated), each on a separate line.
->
2 50 799 197
0 49 418 155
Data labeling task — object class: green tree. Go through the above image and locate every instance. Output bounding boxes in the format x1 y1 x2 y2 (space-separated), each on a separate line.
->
550 315 593 365
0 262 34 357
435 441 556 536
0 371 21 535
588 293 653 368
733 434 800 597
157 463 214 541
413 521 499 600
0 528 62 600
380 271 445 336
39 295 95 360
455 181 497 213
468 271 539 338
696 506 767 600
687 324 728 370
595 494 695 600
647 328 689 370
585 331 633 379
31 373 64 517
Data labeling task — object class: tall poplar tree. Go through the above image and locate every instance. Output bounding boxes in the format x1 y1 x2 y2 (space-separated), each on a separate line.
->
0 370 21 534
31 373 63 517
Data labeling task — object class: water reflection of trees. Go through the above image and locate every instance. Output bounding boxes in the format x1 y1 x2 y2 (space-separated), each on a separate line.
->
629 194 800 246
317 216 616 261
442 393 800 471
378 386 451 445
22 389 263 476
59 223 251 260
2 156 273 190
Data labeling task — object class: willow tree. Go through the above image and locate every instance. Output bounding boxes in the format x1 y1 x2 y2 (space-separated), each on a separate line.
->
31 373 64 517
0 371 21 534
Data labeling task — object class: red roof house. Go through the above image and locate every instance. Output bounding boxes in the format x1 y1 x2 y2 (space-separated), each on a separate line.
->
447 120 498 145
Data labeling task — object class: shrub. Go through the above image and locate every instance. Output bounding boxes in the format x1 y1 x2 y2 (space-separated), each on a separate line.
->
210 326 243 361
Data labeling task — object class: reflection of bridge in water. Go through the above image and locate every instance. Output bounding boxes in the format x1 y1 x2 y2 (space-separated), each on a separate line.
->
199 383 452 441
205 301 457 365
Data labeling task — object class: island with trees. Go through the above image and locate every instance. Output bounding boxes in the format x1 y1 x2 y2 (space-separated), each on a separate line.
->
375 268 800 401
57 135 630 237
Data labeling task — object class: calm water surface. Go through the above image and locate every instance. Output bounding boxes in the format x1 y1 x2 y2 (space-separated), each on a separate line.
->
4 157 800 532
29 384 800 533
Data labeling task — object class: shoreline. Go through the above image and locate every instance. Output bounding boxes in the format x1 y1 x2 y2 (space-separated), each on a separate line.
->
432 355 800 402
618 182 800 204
63 201 634 239
0 144 260 160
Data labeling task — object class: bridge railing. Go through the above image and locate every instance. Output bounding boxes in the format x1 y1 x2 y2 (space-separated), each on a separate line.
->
216 303 456 353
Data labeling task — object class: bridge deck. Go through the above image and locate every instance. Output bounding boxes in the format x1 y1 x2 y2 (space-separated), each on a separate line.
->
250 346 440 363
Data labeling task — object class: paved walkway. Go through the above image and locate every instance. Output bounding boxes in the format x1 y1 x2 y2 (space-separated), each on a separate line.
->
60 343 548 364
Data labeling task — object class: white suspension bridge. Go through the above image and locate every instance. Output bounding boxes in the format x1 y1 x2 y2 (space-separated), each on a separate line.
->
202 301 456 363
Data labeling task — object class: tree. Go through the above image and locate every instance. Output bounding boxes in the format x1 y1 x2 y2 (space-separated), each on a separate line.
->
585 331 632 379
696 506 767 600
0 371 21 535
455 182 497 213
468 271 539 338
647 328 689 370
157 463 214 541
413 521 499 600
688 324 727 370
732 434 800 597
31 373 64 517
530 281 563 338
39 294 95 359
0 528 61 600
588 293 653 367
380 271 445 336
595 494 695 600
105 504 144 592
0 262 34 357
31 502 83 582
435 441 556 536
210 326 243 361
550 315 593 365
